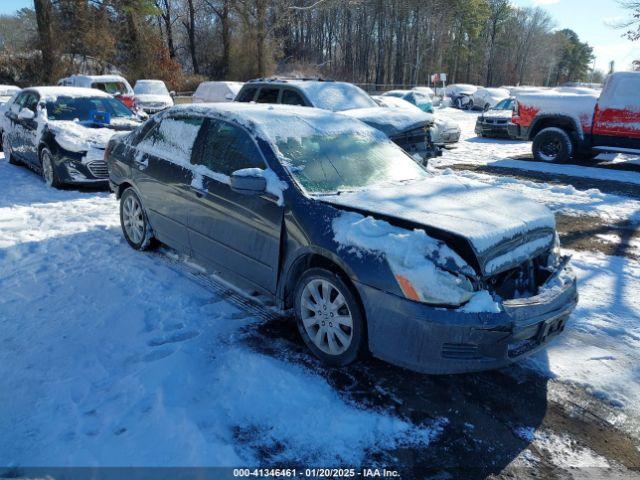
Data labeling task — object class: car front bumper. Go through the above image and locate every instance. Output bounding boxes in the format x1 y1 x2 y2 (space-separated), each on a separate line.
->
356 262 578 374
53 150 110 187
475 118 511 137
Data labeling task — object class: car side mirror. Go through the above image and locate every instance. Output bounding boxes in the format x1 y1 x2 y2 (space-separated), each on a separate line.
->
225 92 235 100
230 168 267 195
18 108 35 121
170 91 176 97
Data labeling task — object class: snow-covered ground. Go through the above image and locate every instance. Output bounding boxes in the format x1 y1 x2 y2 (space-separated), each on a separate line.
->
0 159 445 467
1 101 640 474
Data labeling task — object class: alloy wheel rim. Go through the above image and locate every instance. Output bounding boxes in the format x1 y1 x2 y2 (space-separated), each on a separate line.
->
123 195 145 244
42 152 54 185
300 278 353 356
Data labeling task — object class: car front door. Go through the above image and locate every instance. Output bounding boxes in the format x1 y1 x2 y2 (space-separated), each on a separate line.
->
187 118 283 294
592 74 640 150
133 115 205 254
17 92 40 166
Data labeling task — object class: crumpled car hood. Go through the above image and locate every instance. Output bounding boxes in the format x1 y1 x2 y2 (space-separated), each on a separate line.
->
49 119 138 153
317 173 556 276
340 107 434 137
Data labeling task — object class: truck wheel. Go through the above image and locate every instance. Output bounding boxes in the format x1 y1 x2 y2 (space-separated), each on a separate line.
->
532 127 573 163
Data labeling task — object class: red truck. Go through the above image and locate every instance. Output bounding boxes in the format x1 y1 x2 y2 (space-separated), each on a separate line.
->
508 72 640 163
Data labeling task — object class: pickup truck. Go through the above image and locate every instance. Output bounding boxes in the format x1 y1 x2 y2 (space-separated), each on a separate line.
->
508 72 640 162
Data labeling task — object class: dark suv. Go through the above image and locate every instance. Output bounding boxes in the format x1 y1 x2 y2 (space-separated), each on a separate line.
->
106 103 577 374
235 78 440 163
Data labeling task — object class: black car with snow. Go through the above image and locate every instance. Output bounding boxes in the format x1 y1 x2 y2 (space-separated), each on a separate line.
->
235 78 440 163
107 103 577 374
2 87 141 188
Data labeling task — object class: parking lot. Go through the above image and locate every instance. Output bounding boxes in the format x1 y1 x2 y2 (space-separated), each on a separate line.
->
1 108 639 479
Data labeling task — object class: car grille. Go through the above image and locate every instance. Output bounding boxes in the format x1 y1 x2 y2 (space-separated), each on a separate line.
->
484 118 508 125
486 253 551 300
390 127 427 153
87 160 109 178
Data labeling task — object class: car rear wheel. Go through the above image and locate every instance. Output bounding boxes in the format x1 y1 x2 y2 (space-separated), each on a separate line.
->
120 188 155 250
532 127 573 163
40 148 61 188
3 134 19 165
294 268 366 367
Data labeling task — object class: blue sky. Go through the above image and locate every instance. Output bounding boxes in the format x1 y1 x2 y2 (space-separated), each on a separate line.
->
513 0 640 71
2 0 639 72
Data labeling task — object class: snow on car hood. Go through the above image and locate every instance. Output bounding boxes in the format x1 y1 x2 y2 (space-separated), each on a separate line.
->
135 94 172 105
481 109 513 120
340 107 434 137
49 119 138 153
318 173 556 276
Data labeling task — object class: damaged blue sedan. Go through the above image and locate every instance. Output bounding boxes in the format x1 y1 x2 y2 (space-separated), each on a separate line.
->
106 103 577 374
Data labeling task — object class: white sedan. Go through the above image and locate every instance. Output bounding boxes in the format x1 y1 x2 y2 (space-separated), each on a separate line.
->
471 87 510 111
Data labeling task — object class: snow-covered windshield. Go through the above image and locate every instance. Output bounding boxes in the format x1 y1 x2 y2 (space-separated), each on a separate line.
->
302 83 378 112
134 82 169 95
277 133 427 193
46 96 135 121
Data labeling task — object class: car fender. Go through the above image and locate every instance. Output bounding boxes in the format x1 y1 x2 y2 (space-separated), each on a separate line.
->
529 114 584 141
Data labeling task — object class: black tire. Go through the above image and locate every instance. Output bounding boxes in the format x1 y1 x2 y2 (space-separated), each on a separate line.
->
465 99 474 111
120 187 156 250
532 127 573 163
40 147 62 188
294 267 366 367
2 133 19 165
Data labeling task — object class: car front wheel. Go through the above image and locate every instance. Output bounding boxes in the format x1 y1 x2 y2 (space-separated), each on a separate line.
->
532 127 573 163
120 188 155 250
294 268 366 367
40 148 61 188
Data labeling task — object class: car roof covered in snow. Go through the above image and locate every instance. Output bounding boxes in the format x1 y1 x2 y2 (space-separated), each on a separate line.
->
26 86 112 100
164 102 384 145
68 74 129 82
245 78 378 111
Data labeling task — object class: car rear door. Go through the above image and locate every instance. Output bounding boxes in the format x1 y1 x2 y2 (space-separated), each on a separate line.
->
132 115 205 253
592 74 640 150
3 92 26 154
187 118 283 294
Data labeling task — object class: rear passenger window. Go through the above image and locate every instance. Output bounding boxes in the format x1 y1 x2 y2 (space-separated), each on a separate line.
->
137 116 204 164
256 88 279 104
195 120 263 176
281 90 305 106
236 87 257 102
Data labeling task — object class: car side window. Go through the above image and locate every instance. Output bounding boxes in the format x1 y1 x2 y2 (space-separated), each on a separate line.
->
256 87 279 104
236 87 257 102
22 93 39 112
137 116 204 165
281 89 306 106
194 119 264 176
129 118 158 146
